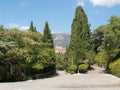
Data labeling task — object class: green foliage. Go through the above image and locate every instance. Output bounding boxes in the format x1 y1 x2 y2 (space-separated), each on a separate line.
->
33 63 44 70
0 25 4 31
43 21 54 48
93 25 107 54
0 51 4 60
66 6 90 66
56 54 65 70
65 6 90 74
29 21 37 32
78 64 88 73
0 7 120 81
0 26 56 82
93 16 120 73
86 52 95 64
94 51 108 67
67 65 77 74
109 58 120 77
103 16 120 70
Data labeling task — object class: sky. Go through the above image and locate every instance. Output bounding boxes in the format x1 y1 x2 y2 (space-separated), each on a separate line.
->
0 0 120 33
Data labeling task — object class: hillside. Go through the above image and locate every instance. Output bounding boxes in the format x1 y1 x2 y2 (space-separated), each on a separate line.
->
52 33 70 47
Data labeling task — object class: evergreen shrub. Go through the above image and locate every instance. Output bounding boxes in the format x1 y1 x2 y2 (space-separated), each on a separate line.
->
109 58 120 77
67 65 77 74
78 64 88 73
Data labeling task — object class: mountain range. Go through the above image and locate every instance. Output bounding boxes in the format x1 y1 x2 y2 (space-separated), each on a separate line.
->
52 33 70 47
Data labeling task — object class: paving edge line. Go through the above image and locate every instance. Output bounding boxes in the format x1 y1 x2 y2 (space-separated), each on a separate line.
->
59 83 120 88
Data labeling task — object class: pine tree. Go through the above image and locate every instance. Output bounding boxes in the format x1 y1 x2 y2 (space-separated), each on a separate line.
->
0 25 4 31
34 27 37 32
29 21 37 32
43 21 54 48
66 6 90 66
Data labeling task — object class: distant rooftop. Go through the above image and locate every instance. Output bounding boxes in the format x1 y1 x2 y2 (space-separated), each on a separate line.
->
55 46 66 54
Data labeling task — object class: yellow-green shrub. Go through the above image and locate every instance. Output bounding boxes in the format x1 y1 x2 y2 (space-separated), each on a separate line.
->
78 64 88 73
109 58 120 77
67 65 77 74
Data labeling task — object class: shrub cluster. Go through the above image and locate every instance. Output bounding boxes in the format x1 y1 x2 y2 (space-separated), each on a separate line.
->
66 64 89 74
109 58 120 77
78 64 89 73
67 65 77 74
0 29 56 82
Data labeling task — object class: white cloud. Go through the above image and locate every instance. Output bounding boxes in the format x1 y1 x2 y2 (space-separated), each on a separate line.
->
19 26 29 30
77 0 85 7
90 0 120 7
8 23 19 28
7 23 29 30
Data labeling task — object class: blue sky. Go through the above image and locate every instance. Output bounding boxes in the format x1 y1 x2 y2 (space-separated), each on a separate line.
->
0 0 120 33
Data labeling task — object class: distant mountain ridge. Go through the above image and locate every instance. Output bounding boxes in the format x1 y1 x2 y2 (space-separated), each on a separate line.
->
52 33 70 47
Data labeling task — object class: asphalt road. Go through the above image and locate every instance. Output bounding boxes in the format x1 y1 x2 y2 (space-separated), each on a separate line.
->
0 66 120 90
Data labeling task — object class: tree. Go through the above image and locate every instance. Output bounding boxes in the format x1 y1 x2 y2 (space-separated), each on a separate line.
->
92 16 120 71
0 27 56 82
66 6 90 67
29 21 37 32
0 40 16 53
93 25 107 54
104 16 120 70
43 21 54 48
0 25 4 31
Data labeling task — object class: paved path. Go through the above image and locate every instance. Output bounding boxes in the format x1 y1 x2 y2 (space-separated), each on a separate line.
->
0 65 120 90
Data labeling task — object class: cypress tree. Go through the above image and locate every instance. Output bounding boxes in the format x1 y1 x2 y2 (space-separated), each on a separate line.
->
29 21 37 32
67 6 90 66
43 21 54 48
34 27 37 32
0 25 4 31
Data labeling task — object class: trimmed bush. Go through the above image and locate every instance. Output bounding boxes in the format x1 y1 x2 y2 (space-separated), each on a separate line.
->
67 65 77 74
78 64 88 73
109 58 120 77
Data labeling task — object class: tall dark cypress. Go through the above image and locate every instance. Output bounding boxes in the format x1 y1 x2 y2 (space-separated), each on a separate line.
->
29 21 37 32
43 21 54 48
67 6 90 66
0 25 4 31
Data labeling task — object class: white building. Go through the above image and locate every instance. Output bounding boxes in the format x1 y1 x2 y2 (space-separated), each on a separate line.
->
55 46 66 54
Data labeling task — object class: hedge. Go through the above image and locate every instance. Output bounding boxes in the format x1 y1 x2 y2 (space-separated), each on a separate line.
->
109 58 120 77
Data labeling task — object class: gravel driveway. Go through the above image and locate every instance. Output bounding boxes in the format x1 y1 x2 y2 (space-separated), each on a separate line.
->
0 65 120 90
